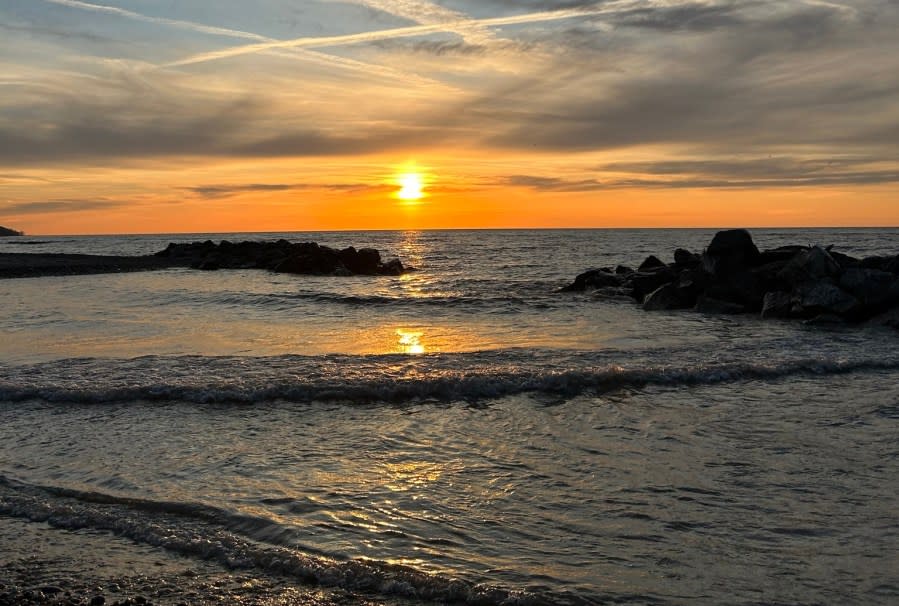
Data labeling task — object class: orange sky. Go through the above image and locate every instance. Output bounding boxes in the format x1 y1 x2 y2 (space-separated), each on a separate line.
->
2 1 898 234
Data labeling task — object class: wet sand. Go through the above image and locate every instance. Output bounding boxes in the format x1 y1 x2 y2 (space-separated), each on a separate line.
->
0 517 411 606
0 254 184 279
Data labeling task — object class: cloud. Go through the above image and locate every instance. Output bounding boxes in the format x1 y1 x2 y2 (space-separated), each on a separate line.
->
0 199 127 215
502 159 899 191
163 5 612 68
185 182 391 198
501 175 606 191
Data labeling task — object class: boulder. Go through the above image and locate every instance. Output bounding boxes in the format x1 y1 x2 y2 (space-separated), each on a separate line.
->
838 268 899 311
379 258 405 276
703 269 766 309
560 268 622 292
778 246 841 284
629 269 676 302
643 282 695 311
760 291 792 319
673 248 699 266
615 265 634 275
702 229 760 276
793 281 859 318
638 255 666 272
338 246 382 274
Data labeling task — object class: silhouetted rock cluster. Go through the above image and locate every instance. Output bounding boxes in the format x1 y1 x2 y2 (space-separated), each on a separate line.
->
154 239 407 276
561 229 899 326
0 226 23 237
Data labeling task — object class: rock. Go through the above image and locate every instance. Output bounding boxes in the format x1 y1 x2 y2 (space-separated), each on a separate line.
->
794 281 859 317
838 267 899 312
702 229 760 275
761 291 792 319
704 269 766 309
90 596 106 606
638 255 666 271
643 282 694 311
379 258 405 276
673 248 698 266
559 268 622 292
756 245 808 265
829 250 861 269
629 269 676 302
0 225 23 236
615 265 633 275
778 246 841 284
338 246 381 274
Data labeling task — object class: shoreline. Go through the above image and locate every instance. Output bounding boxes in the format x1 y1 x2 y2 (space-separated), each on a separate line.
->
0 515 411 606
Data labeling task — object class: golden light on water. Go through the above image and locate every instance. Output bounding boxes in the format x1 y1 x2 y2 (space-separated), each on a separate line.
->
396 329 425 354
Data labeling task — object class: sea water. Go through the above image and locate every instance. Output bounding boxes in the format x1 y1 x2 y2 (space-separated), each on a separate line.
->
0 229 897 604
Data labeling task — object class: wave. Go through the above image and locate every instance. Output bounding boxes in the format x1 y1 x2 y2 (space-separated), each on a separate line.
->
0 476 570 605
2 352 898 405
170 289 563 312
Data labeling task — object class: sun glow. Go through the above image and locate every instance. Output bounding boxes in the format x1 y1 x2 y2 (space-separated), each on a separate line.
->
397 172 424 201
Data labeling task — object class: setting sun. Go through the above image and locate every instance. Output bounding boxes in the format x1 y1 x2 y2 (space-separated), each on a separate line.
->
397 173 424 201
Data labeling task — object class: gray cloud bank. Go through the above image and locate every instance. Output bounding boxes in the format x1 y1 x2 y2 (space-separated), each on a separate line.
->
0 0 897 189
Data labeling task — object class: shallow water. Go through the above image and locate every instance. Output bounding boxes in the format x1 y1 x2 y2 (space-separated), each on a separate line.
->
1 229 898 604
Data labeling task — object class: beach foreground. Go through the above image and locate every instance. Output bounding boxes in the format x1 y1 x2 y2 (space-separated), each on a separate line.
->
1 229 898 605
0 517 403 606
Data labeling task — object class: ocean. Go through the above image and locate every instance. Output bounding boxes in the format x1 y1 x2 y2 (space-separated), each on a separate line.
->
1 229 897 605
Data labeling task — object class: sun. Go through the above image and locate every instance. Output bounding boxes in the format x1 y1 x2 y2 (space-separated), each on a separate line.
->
397 172 424 201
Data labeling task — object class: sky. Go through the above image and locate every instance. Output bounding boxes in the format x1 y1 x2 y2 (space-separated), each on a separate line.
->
1 0 898 234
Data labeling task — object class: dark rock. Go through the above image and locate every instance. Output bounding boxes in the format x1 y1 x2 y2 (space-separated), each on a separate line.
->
794 281 859 317
761 291 792 319
838 268 899 311
629 269 676 302
756 245 808 265
638 255 666 271
90 596 106 606
643 282 695 311
829 250 861 269
673 248 698 266
615 265 633 275
704 269 766 309
559 268 622 292
338 246 382 274
702 229 760 276
694 296 748 315
379 258 405 276
778 246 841 285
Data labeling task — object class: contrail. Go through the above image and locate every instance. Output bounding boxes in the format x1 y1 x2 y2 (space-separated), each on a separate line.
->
38 0 434 85
350 0 495 45
164 6 613 68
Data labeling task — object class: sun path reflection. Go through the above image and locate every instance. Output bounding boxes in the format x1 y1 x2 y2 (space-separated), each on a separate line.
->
396 329 425 355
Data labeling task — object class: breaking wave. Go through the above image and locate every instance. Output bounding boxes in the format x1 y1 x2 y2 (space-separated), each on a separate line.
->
2 351 898 405
0 476 570 605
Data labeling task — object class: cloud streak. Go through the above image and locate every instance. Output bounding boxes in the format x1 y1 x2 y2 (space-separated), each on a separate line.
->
163 4 619 68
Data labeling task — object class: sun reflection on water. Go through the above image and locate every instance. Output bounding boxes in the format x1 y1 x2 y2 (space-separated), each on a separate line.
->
396 329 425 354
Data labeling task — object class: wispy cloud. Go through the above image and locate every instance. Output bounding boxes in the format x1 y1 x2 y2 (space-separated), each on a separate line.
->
37 0 428 85
186 183 391 198
163 5 616 68
0 198 127 215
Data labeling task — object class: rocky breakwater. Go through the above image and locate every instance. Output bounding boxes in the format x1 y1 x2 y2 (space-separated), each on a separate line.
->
561 229 899 327
155 239 408 276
